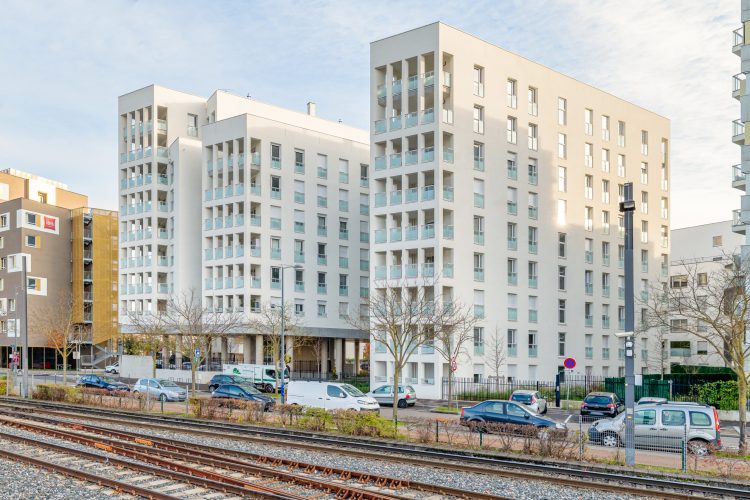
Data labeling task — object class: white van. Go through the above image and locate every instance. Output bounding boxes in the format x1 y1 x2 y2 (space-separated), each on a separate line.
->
286 381 380 412
223 364 289 393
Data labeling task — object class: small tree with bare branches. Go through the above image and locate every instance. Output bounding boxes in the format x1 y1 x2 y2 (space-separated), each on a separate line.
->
249 302 303 392
643 256 750 453
126 311 169 377
162 290 245 393
485 326 506 384
348 279 437 421
36 293 79 384
431 301 481 408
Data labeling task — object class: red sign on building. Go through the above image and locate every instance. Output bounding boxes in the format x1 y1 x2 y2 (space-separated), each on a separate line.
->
43 216 56 231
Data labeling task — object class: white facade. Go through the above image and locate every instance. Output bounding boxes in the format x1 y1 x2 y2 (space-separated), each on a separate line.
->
733 3 750 260
668 221 742 369
369 23 671 397
119 86 370 364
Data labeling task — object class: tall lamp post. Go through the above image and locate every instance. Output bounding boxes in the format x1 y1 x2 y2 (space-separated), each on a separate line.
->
279 263 303 403
619 182 636 467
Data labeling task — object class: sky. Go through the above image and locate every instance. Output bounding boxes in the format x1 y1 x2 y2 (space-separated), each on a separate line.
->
0 0 739 229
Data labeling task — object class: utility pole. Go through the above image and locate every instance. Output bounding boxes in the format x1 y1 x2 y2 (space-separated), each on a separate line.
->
20 255 29 398
619 182 636 466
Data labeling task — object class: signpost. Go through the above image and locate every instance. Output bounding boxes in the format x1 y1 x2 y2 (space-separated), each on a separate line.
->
563 358 576 409
620 182 636 467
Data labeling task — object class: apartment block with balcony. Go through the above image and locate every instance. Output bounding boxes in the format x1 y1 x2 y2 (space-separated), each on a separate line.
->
370 23 670 397
733 3 750 262
0 170 118 368
667 221 743 371
119 86 370 373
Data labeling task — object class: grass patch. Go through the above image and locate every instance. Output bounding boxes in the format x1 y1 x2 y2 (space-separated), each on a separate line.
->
434 406 461 413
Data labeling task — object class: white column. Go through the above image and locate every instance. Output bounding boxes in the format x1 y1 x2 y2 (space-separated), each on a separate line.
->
334 338 343 379
255 334 264 364
354 340 361 376
321 339 329 376
220 337 228 365
175 335 182 369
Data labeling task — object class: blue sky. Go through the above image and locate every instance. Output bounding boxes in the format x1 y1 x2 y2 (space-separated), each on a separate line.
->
0 0 738 228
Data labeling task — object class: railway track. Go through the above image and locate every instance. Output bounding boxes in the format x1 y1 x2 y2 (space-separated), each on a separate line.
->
1 398 748 499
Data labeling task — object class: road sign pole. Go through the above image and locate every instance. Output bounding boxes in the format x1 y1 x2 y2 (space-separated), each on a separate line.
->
620 182 636 467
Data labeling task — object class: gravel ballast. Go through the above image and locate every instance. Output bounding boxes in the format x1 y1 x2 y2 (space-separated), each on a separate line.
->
53 416 653 500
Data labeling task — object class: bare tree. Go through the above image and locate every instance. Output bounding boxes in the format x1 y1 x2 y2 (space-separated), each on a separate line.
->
126 311 169 377
249 302 303 391
642 325 669 380
485 326 506 383
35 293 79 384
643 257 750 453
348 279 436 421
162 290 245 393
431 301 481 408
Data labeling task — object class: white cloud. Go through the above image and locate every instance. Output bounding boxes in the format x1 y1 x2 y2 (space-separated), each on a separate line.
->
0 0 740 227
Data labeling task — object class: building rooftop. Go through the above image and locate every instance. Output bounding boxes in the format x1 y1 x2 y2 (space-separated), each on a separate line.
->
0 168 69 189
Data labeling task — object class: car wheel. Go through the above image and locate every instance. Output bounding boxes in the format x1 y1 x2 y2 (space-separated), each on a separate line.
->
264 384 274 393
208 385 216 392
541 405 547 415
132 390 139 395
601 432 619 448
397 399 407 409
688 439 709 456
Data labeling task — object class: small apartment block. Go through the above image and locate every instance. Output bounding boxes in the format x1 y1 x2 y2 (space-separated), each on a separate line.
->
370 23 670 397
118 86 370 373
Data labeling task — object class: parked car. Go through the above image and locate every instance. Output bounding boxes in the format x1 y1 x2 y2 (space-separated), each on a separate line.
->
367 385 417 408
210 384 275 411
76 375 129 391
510 390 547 414
588 401 721 455
132 378 187 402
580 392 624 418
104 362 119 374
222 364 289 393
208 374 259 392
637 397 667 405
286 381 379 411
460 400 565 430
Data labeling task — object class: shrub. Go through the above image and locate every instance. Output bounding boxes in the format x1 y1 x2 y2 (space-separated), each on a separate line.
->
277 404 303 426
351 411 396 438
332 409 358 434
299 407 332 431
33 384 68 402
691 381 745 410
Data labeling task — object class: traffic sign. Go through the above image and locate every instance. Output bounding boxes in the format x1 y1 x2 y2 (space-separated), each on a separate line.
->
194 349 200 362
563 357 576 369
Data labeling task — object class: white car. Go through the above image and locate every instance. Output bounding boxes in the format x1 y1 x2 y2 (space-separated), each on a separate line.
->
104 362 119 374
286 381 380 411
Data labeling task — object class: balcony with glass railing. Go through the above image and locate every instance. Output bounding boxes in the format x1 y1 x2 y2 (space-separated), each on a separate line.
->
389 115 402 131
422 223 435 239
405 225 418 241
390 153 402 168
422 263 435 278
733 119 745 144
733 73 746 100
474 158 485 171
474 232 484 245
404 149 418 166
421 108 434 124
389 265 402 280
405 111 418 128
443 148 454 163
390 227 402 242
733 26 744 55
474 305 485 318
442 224 454 240
443 263 454 278
374 155 386 171
374 119 386 134
528 309 537 323
733 163 746 190
422 147 435 163
403 263 417 279
270 247 281 259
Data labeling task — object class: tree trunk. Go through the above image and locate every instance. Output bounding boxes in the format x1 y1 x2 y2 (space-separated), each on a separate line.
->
152 351 157 378
447 367 454 408
738 376 748 455
392 364 400 422
273 344 280 393
62 347 67 388
191 364 197 393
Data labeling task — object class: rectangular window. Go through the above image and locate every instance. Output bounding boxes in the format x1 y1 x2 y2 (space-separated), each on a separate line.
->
558 266 566 290
507 116 517 144
558 166 567 192
617 154 626 177
602 179 610 203
584 142 593 167
473 105 484 134
558 133 566 159
317 153 328 179
528 226 538 253
618 120 626 146
25 235 39 248
558 233 566 258
641 220 648 243
641 191 648 213
558 97 567 125
558 332 566 356
528 158 538 185
295 149 305 173
474 327 485 349
661 197 669 219
507 222 517 249
338 159 349 183
584 108 593 135
528 86 538 116
271 143 281 166
473 142 485 170
473 66 484 97
528 123 537 150
584 175 593 199
507 79 517 108
641 130 649 155
584 206 593 231
640 162 648 184
601 210 610 235
558 299 566 324
602 148 610 172
557 199 567 225
601 115 610 141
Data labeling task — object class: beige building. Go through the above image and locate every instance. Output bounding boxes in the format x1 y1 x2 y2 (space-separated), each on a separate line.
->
0 170 118 368
370 23 671 396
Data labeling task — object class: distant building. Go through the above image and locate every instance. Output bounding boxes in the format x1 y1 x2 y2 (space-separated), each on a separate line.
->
0 169 118 368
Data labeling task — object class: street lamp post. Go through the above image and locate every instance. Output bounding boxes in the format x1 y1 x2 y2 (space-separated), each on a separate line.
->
279 264 303 403
619 182 636 467
20 255 29 398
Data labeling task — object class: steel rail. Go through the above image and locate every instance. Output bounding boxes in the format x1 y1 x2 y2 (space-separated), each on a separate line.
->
3 398 748 499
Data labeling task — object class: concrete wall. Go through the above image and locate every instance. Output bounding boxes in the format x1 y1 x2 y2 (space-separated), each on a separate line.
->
120 354 153 379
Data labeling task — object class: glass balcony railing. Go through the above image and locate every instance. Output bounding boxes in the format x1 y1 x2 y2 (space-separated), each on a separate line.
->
474 269 484 282
443 263 454 278
390 227 402 242
528 206 538 219
390 265 402 279
442 225 454 240
405 225 418 241
374 155 386 171
271 248 281 259
474 193 484 208
528 277 537 288
405 263 418 278
474 158 485 171
422 263 435 278
474 232 484 245
250 246 261 257
250 277 261 288
375 229 387 244
507 202 517 215
585 283 593 295
405 112 418 128
374 120 386 134
421 108 434 124
422 185 435 201
389 115 402 131
375 265 387 279
528 310 538 323
390 153 402 168
585 347 593 359
508 238 517 250
422 224 435 239
390 190 402 205
508 274 518 286
474 305 485 318
585 316 594 328
405 187 418 203
442 186 454 202
404 149 418 165
422 147 434 163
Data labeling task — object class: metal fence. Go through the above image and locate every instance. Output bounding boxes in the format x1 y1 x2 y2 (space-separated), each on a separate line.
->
444 376 606 402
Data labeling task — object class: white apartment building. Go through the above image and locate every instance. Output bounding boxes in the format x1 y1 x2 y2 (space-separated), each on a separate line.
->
668 222 742 370
370 23 671 398
119 86 370 371
733 3 750 261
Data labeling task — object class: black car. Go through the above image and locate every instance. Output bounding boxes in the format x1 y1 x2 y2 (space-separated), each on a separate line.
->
459 400 565 430
76 375 129 391
211 384 275 411
208 374 258 392
580 392 624 418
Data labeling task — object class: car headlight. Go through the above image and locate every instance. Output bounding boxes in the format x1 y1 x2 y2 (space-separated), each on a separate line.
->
357 399 368 404
555 423 565 429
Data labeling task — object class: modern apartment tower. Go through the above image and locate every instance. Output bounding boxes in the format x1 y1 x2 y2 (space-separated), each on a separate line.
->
0 170 118 368
118 86 370 371
370 23 671 397
733 3 750 262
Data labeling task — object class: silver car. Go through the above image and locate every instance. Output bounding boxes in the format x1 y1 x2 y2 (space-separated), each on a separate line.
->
588 401 721 455
367 385 417 408
133 378 187 402
510 390 547 414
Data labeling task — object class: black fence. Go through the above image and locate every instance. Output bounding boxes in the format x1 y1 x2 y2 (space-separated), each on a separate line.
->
443 376 607 402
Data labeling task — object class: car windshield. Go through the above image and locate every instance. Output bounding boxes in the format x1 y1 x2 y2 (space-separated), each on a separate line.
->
511 393 533 403
232 376 253 384
158 380 179 388
341 384 365 397
240 384 262 395
585 395 612 404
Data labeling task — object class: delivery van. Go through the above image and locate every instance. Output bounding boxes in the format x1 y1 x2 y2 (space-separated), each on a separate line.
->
286 381 380 411
223 364 289 393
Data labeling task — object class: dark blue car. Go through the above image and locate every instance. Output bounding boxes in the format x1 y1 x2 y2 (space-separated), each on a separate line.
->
211 384 275 411
460 400 565 430
76 375 129 391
